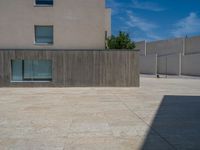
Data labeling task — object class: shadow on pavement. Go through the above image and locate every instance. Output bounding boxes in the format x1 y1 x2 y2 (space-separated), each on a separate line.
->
140 95 200 150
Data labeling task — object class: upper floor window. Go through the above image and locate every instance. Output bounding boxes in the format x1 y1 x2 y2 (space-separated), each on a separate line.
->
35 26 53 44
35 0 53 6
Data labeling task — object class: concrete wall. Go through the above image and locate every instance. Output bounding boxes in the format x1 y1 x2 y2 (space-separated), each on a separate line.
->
181 53 200 76
157 54 181 75
185 36 200 55
140 54 157 74
0 49 139 87
139 36 200 76
136 41 146 56
146 38 184 56
0 0 110 49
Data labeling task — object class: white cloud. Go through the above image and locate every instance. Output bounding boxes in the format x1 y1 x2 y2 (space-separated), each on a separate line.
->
132 0 165 12
106 1 163 41
172 12 200 37
107 0 165 14
126 11 157 31
126 11 161 41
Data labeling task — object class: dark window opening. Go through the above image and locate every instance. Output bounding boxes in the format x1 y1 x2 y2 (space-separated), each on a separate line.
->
35 0 53 5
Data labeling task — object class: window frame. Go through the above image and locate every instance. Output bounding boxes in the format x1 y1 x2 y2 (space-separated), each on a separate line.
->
34 0 54 7
34 25 54 45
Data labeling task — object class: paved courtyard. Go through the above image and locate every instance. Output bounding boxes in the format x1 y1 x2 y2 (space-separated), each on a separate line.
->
0 77 200 150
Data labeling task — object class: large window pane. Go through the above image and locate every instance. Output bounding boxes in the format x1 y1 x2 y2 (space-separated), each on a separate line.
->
32 60 52 80
35 0 53 5
24 60 33 80
35 26 53 44
11 60 23 81
11 60 52 81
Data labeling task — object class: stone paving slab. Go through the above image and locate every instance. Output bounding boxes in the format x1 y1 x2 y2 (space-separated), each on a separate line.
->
0 77 200 150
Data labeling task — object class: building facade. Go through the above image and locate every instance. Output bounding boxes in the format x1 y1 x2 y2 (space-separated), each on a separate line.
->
0 0 111 49
0 0 140 87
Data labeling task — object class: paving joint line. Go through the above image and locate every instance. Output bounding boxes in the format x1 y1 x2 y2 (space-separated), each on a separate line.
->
110 91 178 150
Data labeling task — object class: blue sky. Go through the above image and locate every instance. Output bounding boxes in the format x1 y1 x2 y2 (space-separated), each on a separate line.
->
106 0 200 42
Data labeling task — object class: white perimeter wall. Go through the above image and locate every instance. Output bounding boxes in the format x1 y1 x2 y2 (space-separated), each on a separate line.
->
136 41 146 56
146 38 184 56
181 53 200 76
138 35 200 76
157 54 181 75
140 54 157 74
185 36 200 55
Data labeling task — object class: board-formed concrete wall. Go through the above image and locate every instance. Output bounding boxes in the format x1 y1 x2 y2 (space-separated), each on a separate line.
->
185 36 200 55
157 54 181 75
136 41 146 56
0 49 139 87
146 38 184 56
181 53 200 76
140 54 157 74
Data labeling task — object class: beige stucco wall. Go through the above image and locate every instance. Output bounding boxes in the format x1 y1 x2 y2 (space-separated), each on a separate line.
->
0 0 111 49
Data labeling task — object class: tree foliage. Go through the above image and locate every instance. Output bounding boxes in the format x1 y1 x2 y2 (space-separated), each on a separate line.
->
107 31 136 49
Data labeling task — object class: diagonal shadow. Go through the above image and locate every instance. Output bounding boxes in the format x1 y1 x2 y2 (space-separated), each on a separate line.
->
140 96 200 150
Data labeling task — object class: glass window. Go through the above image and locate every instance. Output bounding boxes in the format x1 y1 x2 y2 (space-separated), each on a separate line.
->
24 60 33 80
35 0 53 5
11 60 23 81
11 60 52 81
35 26 53 44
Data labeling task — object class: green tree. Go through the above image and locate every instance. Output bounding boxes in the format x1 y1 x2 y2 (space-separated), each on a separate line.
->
107 31 136 49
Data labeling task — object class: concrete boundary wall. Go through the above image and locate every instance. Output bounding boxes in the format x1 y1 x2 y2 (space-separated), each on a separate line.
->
136 35 200 56
135 41 146 56
140 54 157 74
185 36 200 55
181 53 200 76
138 35 200 76
146 38 184 56
140 53 200 76
157 54 181 75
